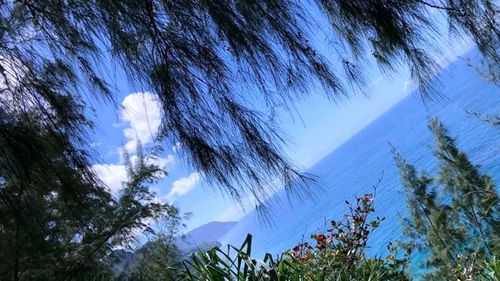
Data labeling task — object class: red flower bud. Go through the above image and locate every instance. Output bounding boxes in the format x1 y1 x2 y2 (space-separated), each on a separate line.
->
316 234 326 242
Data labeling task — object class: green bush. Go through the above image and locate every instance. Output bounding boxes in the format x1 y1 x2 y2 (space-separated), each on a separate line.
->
174 118 499 281
175 192 410 281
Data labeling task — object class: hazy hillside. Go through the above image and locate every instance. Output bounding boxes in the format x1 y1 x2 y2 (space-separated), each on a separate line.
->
177 221 237 253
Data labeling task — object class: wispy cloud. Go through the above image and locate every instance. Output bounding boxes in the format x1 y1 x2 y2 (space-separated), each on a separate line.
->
172 141 182 153
120 92 162 153
167 172 203 202
92 163 128 194
129 154 175 171
92 154 175 195
92 92 175 195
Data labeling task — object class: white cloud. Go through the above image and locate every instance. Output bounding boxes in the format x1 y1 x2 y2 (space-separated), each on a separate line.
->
172 142 182 153
92 155 173 195
154 154 175 170
91 92 175 196
120 92 162 154
403 80 413 91
0 56 25 91
92 163 128 194
129 154 175 171
90 142 101 148
167 172 203 202
0 57 52 114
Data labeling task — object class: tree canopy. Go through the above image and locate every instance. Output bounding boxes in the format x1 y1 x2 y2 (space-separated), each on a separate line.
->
0 0 498 206
393 119 499 280
0 2 498 279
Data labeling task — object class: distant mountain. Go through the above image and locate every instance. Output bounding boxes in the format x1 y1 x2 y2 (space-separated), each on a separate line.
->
107 249 136 278
184 221 238 244
108 221 237 277
177 221 237 253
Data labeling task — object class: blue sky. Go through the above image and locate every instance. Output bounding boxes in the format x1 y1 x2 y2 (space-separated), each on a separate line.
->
87 13 474 233
88 73 407 232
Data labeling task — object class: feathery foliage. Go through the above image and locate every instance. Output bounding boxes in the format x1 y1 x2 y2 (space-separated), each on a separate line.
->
0 0 498 205
0 130 175 280
175 192 410 281
0 1 499 279
393 118 500 280
127 213 187 281
467 111 500 126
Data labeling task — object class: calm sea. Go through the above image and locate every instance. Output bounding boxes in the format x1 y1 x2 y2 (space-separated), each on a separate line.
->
219 50 500 267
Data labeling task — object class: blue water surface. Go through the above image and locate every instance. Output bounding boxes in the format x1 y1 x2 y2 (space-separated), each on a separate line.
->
219 50 500 267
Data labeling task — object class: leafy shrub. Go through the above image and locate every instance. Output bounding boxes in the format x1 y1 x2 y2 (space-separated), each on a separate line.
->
175 191 410 281
285 191 409 281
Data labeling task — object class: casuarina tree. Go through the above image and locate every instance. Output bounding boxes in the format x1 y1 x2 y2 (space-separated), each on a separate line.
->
393 118 499 280
1 0 498 205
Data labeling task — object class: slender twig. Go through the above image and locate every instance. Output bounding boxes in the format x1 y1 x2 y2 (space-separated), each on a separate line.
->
415 0 464 15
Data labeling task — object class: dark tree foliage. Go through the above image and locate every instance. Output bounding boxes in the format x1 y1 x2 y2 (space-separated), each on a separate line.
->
468 111 500 126
129 233 181 281
0 0 498 206
393 118 499 280
105 212 186 281
0 115 173 280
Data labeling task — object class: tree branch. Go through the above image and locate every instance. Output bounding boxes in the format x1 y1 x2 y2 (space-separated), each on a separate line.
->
415 0 464 15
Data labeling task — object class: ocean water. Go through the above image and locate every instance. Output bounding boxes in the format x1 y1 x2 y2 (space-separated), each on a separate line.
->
219 50 500 263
